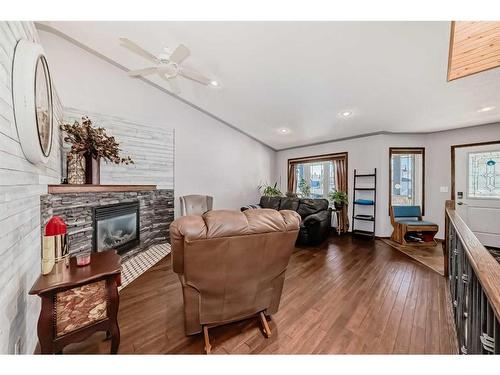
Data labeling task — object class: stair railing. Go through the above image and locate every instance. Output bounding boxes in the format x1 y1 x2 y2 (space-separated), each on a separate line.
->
445 200 500 354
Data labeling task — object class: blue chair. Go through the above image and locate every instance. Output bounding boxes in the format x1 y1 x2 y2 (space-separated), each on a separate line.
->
390 205 438 245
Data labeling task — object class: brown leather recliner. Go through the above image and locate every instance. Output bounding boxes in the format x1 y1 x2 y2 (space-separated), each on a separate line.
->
170 208 300 351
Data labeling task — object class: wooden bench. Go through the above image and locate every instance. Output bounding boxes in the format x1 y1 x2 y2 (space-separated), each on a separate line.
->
390 205 438 245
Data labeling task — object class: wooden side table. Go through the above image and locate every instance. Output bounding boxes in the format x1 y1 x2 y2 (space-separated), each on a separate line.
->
29 251 121 354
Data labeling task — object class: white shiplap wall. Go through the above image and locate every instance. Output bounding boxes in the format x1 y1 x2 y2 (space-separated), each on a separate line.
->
64 107 174 188
0 21 62 354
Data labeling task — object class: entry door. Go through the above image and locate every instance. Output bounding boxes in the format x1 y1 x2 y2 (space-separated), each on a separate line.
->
455 144 500 248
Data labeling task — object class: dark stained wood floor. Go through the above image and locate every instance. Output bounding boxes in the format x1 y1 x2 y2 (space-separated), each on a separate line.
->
65 235 458 354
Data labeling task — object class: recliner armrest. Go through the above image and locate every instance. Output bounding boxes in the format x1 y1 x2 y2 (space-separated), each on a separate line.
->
302 210 330 226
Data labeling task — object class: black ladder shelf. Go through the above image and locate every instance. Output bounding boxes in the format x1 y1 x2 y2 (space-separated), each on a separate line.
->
352 168 377 239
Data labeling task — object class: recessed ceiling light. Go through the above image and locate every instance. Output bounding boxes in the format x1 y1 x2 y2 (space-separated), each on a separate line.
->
210 80 219 87
278 128 290 134
478 106 495 112
340 111 353 118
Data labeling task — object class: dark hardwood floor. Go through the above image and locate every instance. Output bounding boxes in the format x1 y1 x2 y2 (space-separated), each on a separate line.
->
64 235 458 354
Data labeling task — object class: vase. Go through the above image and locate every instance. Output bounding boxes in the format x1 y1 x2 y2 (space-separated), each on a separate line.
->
334 202 344 210
84 153 100 185
67 155 86 184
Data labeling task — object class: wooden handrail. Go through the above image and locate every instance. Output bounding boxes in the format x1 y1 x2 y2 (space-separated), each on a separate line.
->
445 202 500 321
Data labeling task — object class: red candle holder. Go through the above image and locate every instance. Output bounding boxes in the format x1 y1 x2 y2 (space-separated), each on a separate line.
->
76 252 91 267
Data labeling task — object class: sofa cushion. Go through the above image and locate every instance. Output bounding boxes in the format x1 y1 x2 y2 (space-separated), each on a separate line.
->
279 197 300 211
259 196 281 210
392 205 422 218
396 219 437 226
297 198 329 219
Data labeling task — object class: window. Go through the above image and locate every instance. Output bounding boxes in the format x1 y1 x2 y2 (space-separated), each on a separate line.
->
389 148 425 214
468 150 500 198
294 160 335 198
288 153 347 200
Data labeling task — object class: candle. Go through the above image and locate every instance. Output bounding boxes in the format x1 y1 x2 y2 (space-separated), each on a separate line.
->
76 252 91 267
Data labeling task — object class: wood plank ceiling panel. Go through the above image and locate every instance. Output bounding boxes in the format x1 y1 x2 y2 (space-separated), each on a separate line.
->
448 21 500 81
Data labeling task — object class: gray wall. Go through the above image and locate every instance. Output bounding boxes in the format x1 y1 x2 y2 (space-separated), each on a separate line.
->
64 107 174 189
0 21 63 354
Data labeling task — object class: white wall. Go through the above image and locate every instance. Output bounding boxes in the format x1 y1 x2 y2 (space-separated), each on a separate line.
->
0 21 63 354
275 123 500 239
39 30 275 216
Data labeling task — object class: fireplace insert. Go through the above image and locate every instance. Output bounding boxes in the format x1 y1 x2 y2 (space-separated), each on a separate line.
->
93 202 140 254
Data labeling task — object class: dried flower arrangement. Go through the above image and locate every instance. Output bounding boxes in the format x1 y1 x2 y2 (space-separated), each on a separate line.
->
61 116 134 165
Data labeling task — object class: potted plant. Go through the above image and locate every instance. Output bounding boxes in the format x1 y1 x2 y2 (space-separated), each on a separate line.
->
328 189 348 210
298 178 311 198
259 182 283 197
61 117 134 185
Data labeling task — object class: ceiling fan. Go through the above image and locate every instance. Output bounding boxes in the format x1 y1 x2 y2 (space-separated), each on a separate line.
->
119 38 217 94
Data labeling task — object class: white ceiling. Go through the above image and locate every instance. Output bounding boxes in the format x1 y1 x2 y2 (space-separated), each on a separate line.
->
40 21 500 150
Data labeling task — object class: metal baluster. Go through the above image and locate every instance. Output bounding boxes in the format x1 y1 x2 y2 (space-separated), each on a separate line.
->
452 236 459 320
469 272 475 353
480 290 487 354
473 273 481 353
448 224 453 282
448 225 453 281
480 297 495 353
461 242 468 353
470 271 475 354
464 260 472 353
487 304 495 354
456 241 465 353
495 317 500 354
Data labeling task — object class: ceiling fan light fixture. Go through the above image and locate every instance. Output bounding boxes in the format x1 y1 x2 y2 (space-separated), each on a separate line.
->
120 38 212 95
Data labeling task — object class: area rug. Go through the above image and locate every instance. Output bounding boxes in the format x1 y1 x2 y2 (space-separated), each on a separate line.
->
119 243 171 291
381 238 445 276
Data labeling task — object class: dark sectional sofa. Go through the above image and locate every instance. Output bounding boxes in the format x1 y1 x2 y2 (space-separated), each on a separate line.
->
241 196 332 246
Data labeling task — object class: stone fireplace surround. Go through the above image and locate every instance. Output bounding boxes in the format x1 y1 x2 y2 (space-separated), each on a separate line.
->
40 186 174 261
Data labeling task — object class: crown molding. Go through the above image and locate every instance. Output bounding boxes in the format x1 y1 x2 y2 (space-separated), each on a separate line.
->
278 121 500 152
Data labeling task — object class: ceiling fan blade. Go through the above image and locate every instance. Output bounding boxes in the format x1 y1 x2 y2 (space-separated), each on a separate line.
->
160 74 181 94
119 38 159 64
179 67 211 85
169 44 190 64
128 67 158 77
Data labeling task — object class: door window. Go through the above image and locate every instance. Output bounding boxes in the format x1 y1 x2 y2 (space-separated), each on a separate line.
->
468 151 500 199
